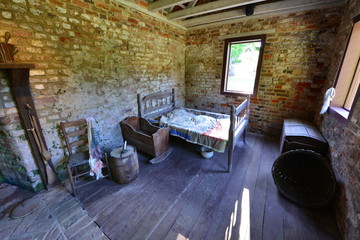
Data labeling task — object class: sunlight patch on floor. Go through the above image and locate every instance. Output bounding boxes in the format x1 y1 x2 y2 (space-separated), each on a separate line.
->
224 188 250 240
176 233 189 240
239 188 250 240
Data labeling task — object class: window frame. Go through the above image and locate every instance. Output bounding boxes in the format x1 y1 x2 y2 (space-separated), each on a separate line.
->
220 34 266 97
329 14 360 124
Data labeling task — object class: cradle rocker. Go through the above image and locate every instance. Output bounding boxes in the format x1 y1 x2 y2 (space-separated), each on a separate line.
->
120 116 171 163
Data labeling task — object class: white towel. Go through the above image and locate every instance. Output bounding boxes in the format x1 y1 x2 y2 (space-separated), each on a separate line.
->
86 117 104 180
320 88 336 114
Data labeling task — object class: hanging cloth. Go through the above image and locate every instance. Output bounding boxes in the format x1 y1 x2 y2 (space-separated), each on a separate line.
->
86 117 104 180
320 87 336 114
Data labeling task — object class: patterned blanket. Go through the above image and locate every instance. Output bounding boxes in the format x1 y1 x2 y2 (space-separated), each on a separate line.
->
159 108 230 152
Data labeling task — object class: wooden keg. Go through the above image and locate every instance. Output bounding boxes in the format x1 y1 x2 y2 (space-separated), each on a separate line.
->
110 145 139 184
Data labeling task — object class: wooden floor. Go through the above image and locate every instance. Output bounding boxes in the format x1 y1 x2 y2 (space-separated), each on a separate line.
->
76 133 341 240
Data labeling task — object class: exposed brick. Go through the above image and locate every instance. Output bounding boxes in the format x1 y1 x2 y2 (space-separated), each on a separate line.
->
139 1 148 7
72 0 89 9
10 29 32 38
109 17 120 22
95 3 109 10
111 8 121 13
185 7 342 137
0 0 186 193
85 9 98 16
59 37 70 43
49 0 64 7
128 17 138 25
317 2 360 239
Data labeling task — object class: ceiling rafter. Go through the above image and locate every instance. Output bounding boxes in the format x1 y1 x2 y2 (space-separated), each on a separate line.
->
188 0 198 8
183 0 344 28
148 0 194 12
183 8 246 27
168 0 267 20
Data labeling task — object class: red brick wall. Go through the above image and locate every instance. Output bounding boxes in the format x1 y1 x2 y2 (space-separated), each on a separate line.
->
185 7 343 136
318 0 360 239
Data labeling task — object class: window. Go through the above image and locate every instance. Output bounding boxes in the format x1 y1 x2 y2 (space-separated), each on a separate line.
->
330 15 360 120
221 35 266 97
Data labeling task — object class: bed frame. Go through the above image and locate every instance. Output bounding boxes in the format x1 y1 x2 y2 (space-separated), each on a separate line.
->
137 89 250 172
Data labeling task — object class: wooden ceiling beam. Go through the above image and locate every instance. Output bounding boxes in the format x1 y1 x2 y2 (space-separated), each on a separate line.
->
183 0 344 28
183 8 246 27
168 0 267 20
148 0 194 12
188 0 198 8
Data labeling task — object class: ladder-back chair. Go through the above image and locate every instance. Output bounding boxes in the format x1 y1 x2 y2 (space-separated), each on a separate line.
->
60 118 111 196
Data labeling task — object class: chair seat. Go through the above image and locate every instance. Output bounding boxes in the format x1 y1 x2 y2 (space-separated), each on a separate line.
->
68 151 89 168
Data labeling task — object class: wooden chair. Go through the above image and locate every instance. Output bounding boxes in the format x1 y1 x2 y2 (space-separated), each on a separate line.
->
120 116 172 163
60 118 111 196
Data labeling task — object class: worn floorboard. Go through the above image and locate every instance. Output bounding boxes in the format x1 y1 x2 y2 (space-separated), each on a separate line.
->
186 138 254 240
248 136 274 240
77 133 341 240
262 139 285 240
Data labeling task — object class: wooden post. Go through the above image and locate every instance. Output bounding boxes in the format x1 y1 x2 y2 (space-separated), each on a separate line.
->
137 93 143 117
171 88 176 107
228 104 236 173
244 95 251 142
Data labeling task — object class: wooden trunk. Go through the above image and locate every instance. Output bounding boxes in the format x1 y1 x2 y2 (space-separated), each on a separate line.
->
279 119 328 157
110 146 139 184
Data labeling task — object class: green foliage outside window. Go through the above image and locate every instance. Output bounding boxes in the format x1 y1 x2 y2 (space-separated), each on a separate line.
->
229 42 261 65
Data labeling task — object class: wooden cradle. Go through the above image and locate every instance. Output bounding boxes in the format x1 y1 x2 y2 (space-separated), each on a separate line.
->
120 116 171 163
137 89 250 172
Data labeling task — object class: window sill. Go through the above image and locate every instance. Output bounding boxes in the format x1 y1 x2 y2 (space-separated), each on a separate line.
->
328 107 349 125
221 91 254 97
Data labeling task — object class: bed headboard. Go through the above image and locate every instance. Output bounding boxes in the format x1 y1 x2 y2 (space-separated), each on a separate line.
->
137 89 176 118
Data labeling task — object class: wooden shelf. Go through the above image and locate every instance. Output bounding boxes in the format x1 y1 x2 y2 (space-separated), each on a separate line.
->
0 63 35 69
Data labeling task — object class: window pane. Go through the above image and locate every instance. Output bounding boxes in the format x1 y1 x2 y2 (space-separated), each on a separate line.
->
226 41 261 94
221 35 266 97
344 59 360 110
332 21 360 108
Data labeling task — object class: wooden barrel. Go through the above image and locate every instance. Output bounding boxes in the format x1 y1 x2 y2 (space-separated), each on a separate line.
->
110 145 139 184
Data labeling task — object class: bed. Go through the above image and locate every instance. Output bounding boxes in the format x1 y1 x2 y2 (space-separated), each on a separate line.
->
137 89 250 172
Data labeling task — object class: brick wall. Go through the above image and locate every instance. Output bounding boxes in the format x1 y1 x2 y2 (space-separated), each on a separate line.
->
317 0 360 239
0 0 186 189
185 7 342 136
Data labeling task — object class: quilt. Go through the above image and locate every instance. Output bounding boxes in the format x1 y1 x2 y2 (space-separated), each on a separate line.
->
159 108 231 152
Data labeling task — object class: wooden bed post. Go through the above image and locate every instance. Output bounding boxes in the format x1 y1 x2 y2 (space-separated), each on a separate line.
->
228 105 236 173
243 95 251 142
171 88 175 107
137 93 143 117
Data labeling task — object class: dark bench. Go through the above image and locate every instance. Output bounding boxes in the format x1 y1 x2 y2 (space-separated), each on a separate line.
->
279 119 328 157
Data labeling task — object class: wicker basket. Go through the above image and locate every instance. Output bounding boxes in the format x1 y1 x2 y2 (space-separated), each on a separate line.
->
0 32 18 63
272 149 336 208
0 43 16 63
